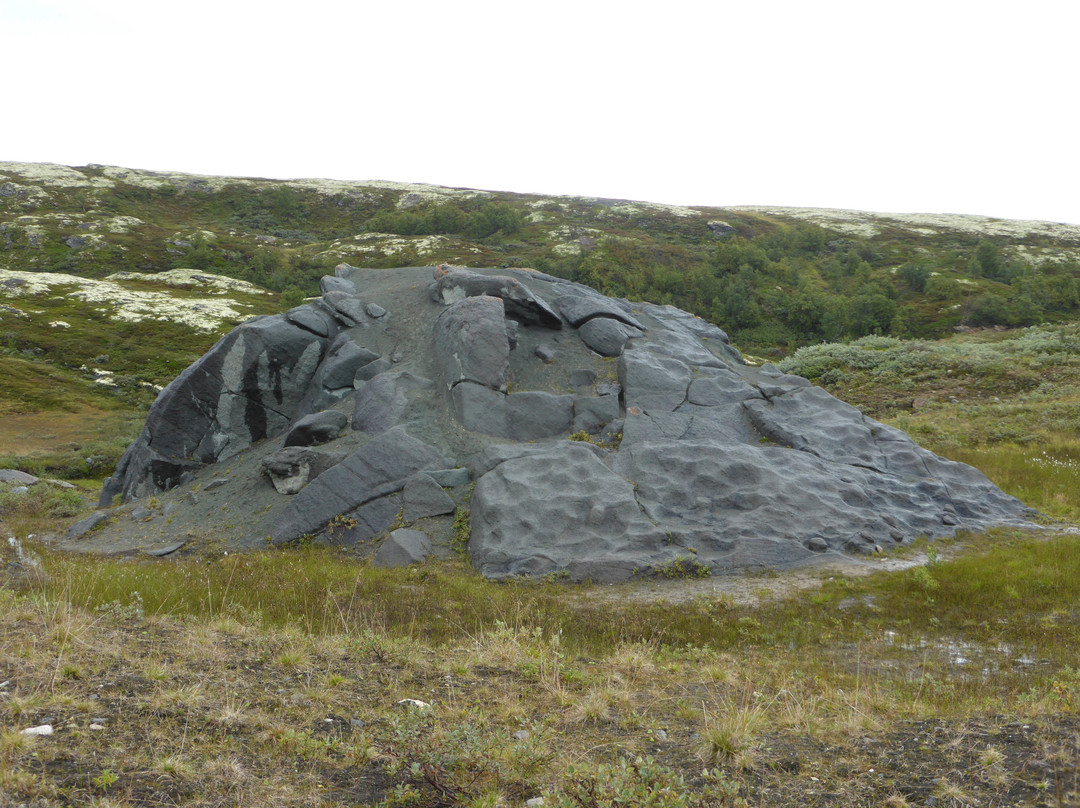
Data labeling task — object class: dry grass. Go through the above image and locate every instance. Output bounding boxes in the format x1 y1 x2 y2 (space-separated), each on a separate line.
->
1 532 1079 806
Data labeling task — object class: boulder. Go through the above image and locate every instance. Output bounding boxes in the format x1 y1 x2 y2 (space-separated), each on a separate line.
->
66 510 109 540
285 304 337 338
93 264 1034 579
316 339 381 391
373 529 433 567
555 292 644 330
320 291 368 327
320 275 356 295
284 411 348 447
402 473 456 522
0 469 38 485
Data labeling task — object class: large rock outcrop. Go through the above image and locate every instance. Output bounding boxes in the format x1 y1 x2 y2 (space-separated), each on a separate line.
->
91 264 1034 579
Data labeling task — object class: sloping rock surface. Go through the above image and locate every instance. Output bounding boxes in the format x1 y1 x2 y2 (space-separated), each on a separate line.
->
89 265 1033 579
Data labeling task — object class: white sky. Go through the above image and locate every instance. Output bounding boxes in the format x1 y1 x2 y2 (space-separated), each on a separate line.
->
5 0 1079 224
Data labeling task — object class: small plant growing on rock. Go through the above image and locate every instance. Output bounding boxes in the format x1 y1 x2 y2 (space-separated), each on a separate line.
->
653 556 711 579
451 485 474 559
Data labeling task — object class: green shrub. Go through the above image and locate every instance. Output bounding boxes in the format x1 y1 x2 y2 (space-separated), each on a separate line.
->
548 756 742 808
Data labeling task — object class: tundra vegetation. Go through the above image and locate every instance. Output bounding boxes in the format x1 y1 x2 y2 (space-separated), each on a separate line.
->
2 164 1080 805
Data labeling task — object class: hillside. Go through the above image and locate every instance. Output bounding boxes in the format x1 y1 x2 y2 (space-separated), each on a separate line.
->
6 161 1080 363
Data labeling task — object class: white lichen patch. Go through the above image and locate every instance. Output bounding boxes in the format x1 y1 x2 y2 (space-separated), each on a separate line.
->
732 207 882 237
345 233 457 257
0 303 29 319
1007 244 1080 265
0 269 261 331
106 268 270 296
351 181 490 208
596 201 701 219
105 215 145 233
552 242 582 256
79 365 118 387
548 226 602 240
0 179 51 204
0 162 113 189
733 206 1080 241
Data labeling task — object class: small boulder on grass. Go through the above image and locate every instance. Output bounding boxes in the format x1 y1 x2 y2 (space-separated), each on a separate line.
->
373 529 432 567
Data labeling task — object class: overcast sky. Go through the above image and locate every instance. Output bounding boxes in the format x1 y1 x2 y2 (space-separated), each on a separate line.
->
5 0 1078 224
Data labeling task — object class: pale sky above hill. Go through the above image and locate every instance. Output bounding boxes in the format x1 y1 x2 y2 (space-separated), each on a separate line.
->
5 0 1079 224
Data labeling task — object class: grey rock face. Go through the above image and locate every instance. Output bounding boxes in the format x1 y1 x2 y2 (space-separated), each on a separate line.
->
97 264 1034 581
101 313 330 504
270 427 449 544
261 447 345 495
572 394 620 433
433 266 562 328
353 371 434 434
284 411 348 447
451 383 573 440
434 296 510 392
470 443 669 582
618 349 691 413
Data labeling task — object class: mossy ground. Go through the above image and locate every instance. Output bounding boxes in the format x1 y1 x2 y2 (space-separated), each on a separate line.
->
1 529 1078 807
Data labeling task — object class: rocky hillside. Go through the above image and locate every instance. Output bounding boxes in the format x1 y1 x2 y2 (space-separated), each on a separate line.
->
6 160 1080 362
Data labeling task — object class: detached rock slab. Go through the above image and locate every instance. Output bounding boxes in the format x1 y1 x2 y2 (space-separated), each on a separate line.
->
402 474 456 522
373 529 433 567
261 447 346 495
0 469 38 485
284 411 348 447
555 292 644 330
578 317 642 357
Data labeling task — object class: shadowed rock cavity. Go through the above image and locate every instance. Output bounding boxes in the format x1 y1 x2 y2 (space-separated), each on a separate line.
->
96 265 1035 580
